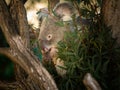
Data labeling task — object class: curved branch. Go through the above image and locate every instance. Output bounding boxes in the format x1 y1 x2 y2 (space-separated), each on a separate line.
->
83 73 102 90
0 48 16 61
0 81 19 90
0 48 11 57
0 0 18 43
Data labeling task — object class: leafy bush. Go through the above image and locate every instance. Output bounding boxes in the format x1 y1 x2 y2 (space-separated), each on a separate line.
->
51 0 120 90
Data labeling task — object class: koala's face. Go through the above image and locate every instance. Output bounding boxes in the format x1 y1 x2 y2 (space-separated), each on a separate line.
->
38 16 69 60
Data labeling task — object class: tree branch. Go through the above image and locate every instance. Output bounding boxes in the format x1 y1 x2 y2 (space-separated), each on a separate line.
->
9 0 31 86
0 0 18 45
83 73 102 90
0 48 11 57
0 81 19 90
21 0 27 4
0 0 58 89
10 0 30 48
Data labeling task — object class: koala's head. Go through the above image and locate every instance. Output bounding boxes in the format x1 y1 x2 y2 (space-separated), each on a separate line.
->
38 16 69 60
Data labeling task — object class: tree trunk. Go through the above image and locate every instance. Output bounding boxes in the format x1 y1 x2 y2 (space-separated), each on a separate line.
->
1 0 120 89
0 0 58 90
102 0 120 44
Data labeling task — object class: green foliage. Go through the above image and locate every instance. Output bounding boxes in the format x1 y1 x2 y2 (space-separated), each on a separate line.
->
0 55 14 81
43 61 60 79
65 0 81 3
55 21 65 27
46 0 120 90
0 29 14 81
42 0 120 90
32 47 42 61
57 19 120 90
30 39 43 61
0 29 9 47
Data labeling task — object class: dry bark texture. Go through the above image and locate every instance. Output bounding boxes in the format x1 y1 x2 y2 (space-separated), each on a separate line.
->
0 0 58 90
102 0 120 44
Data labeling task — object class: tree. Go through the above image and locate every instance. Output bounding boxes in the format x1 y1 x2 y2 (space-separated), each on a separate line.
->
102 0 120 89
0 0 58 90
102 0 120 44
0 0 120 90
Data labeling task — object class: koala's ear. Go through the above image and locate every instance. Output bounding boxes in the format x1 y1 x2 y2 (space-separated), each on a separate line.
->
37 8 49 21
48 0 60 14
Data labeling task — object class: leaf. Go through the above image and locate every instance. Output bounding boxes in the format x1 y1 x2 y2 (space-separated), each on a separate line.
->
55 21 64 27
33 47 42 61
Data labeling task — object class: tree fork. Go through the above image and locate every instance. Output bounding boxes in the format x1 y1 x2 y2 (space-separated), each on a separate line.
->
0 0 58 90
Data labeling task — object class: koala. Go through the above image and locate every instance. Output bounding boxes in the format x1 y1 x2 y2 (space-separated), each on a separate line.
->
53 2 90 31
38 15 69 76
53 2 78 21
37 2 78 21
38 16 68 52
38 2 90 76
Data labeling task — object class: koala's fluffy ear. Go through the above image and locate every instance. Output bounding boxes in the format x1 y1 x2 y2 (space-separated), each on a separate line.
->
52 2 77 21
48 0 60 14
37 8 49 21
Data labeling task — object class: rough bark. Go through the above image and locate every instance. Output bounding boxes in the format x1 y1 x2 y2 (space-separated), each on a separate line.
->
0 0 58 90
102 0 120 44
9 0 30 48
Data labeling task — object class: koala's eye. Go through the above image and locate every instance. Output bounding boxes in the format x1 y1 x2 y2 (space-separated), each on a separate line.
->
46 34 52 41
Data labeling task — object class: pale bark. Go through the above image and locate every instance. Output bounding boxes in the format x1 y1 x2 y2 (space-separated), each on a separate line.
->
102 0 120 44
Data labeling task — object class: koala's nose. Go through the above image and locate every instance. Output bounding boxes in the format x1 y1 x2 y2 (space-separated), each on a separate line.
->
44 47 51 53
38 39 52 53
